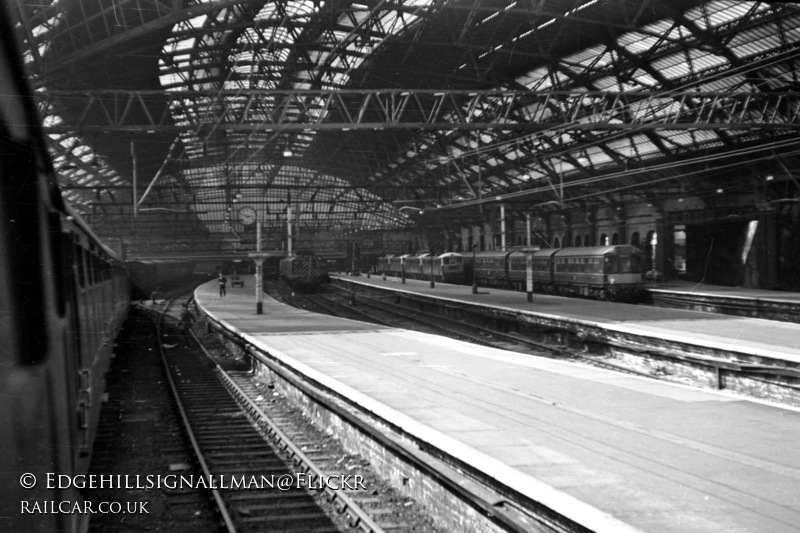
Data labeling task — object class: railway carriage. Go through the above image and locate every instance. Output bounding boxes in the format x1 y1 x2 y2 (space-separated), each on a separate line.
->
551 245 645 300
528 248 559 291
505 250 528 290
471 249 528 289
471 251 510 286
467 246 645 300
0 11 130 531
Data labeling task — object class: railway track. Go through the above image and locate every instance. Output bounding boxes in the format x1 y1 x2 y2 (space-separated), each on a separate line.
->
86 307 219 532
271 280 560 353
152 294 428 533
268 280 659 382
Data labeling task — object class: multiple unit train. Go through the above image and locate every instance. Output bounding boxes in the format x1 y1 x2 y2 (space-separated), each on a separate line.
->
377 245 646 300
279 253 328 291
0 12 130 532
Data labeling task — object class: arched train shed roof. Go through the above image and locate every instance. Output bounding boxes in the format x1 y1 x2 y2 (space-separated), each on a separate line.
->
10 0 800 257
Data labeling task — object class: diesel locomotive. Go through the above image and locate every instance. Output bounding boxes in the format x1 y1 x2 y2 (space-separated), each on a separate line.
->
377 252 467 284
279 253 328 291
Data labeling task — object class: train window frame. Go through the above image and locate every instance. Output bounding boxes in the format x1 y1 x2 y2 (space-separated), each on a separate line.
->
74 238 86 288
48 213 67 317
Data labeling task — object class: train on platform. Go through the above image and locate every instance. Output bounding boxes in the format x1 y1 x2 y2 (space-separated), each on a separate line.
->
474 245 646 300
0 9 130 532
377 252 467 284
279 253 328 291
377 245 646 301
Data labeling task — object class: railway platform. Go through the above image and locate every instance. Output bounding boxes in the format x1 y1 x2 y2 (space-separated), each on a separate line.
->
195 280 800 533
645 280 800 323
332 274 800 366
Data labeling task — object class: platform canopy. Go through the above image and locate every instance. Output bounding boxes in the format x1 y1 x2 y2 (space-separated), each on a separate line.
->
10 0 800 257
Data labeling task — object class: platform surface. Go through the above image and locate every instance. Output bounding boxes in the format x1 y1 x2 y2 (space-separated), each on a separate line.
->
648 279 800 304
196 282 800 533
332 274 800 364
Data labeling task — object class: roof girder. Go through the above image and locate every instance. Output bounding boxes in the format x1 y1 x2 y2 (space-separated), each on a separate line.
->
37 88 800 133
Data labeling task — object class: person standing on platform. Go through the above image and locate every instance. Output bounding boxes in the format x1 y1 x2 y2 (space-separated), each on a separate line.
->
218 273 227 297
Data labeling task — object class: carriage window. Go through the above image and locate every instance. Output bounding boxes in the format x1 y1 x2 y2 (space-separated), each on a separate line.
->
90 254 98 284
604 256 618 274
75 243 86 288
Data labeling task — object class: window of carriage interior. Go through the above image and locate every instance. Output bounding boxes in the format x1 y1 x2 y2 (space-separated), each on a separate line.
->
74 238 85 288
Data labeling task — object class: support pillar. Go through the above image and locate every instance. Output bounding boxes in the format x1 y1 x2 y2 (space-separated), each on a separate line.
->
525 213 532 247
499 203 507 251
248 219 268 314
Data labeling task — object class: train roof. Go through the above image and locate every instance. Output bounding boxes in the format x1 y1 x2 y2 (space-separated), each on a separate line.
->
471 249 521 259
554 245 644 257
530 248 560 258
127 259 192 265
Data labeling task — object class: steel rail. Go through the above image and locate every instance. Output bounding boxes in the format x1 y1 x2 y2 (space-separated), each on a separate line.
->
186 295 388 533
152 296 239 533
214 367 387 533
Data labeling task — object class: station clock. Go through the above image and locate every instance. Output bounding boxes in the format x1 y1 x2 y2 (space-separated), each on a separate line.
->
237 206 257 226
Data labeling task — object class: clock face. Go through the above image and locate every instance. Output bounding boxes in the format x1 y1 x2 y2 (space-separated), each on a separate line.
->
238 206 257 226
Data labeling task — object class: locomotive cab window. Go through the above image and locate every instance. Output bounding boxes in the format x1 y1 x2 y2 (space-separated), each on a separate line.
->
620 254 645 273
